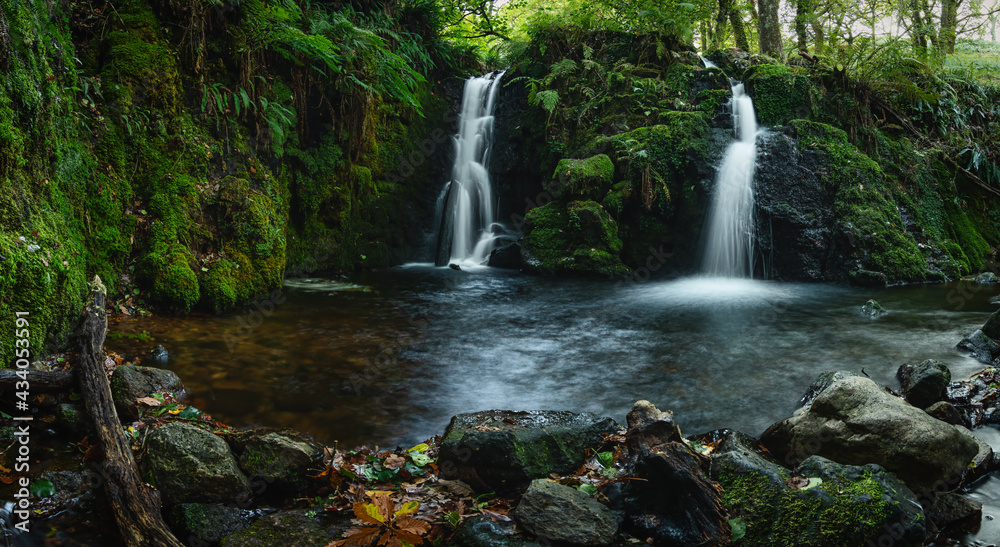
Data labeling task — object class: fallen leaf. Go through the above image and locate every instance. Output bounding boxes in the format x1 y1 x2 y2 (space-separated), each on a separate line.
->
384 454 406 470
136 397 161 407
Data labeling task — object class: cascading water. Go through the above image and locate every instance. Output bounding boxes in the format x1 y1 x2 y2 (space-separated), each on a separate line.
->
701 72 759 278
434 72 505 267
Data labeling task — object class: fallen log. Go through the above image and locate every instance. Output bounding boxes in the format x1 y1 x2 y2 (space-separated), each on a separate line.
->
0 369 74 392
76 275 183 547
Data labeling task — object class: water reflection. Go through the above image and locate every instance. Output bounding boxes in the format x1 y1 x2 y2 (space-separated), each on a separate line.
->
106 267 997 450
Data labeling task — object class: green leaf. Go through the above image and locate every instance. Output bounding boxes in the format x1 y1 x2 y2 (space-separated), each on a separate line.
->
409 451 432 467
576 483 598 496
178 406 202 419
596 451 614 468
30 478 55 498
801 477 823 490
729 518 746 540
133 288 140 295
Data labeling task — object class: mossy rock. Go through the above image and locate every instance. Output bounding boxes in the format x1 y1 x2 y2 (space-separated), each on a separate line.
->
546 154 615 201
717 448 926 546
439 410 620 493
236 433 319 494
790 120 926 283
171 503 271 544
521 200 629 277
744 64 817 126
220 509 349 547
142 422 250 505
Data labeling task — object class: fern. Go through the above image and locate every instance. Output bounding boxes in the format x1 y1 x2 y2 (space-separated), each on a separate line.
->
533 89 559 113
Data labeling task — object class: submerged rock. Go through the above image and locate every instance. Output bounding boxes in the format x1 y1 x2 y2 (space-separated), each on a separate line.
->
149 344 170 362
859 299 887 318
439 410 620 493
760 376 979 496
143 422 250 505
513 479 617 546
488 241 522 269
897 359 951 408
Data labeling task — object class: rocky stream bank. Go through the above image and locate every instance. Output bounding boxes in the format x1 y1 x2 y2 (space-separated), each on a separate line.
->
6 305 1000 546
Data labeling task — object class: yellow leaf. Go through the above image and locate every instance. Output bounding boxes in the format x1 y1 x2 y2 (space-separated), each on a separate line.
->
363 503 386 524
407 443 429 453
366 490 394 498
395 501 419 517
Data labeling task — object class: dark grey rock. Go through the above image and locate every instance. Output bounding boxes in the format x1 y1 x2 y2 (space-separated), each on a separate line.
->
975 272 998 284
925 492 982 530
439 410 620 493
220 509 349 547
957 330 1000 364
171 503 274 544
110 364 185 420
488 241 522 270
925 401 967 427
860 299 887 318
898 359 951 408
450 515 545 547
149 344 169 362
143 422 250 505
236 432 318 493
513 479 617 546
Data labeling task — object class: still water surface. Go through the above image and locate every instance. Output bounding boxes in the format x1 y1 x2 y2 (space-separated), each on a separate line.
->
107 266 998 449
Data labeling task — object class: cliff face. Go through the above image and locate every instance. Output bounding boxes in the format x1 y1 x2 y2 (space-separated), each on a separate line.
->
0 0 463 361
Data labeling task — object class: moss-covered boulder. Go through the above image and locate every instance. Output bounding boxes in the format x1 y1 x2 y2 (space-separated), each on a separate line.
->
897 359 951 409
706 430 926 546
220 509 349 547
171 503 271 544
743 64 817 126
760 376 979 496
512 479 617 546
143 422 250 505
545 155 615 201
521 201 629 277
235 432 319 494
439 410 620 493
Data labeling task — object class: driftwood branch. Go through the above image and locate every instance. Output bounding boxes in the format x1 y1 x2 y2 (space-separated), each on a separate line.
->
0 369 74 392
76 275 183 547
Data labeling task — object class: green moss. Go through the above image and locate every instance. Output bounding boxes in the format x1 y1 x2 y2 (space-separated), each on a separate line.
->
547 154 615 200
696 88 732 117
721 469 892 546
745 65 816 126
522 200 628 277
791 120 926 283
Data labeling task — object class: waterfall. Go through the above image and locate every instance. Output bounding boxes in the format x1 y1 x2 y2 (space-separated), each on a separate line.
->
701 76 759 278
434 72 505 267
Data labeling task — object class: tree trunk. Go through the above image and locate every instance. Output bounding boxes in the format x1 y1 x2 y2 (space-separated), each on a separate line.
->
77 276 184 547
700 20 709 53
712 0 732 51
911 0 928 53
812 19 825 54
757 0 784 59
940 0 960 53
795 0 811 51
731 8 750 51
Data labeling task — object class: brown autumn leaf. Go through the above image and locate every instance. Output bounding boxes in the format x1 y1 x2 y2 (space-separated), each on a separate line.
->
383 453 406 471
0 476 14 485
786 476 809 489
136 397 161 407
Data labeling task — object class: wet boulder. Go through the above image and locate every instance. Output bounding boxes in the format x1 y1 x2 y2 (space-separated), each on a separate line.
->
760 376 979 496
234 432 319 494
220 509 349 547
956 330 1000 364
520 201 629 277
143 422 251 505
983 309 1000 340
450 515 546 547
925 492 983 531
956 426 996 484
859 299 887 318
898 360 951 408
488 241 522 270
513 479 617 546
170 503 274 544
110 364 186 420
799 370 860 407
975 272 998 284
439 410 620 493
546 155 615 201
925 401 967 427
